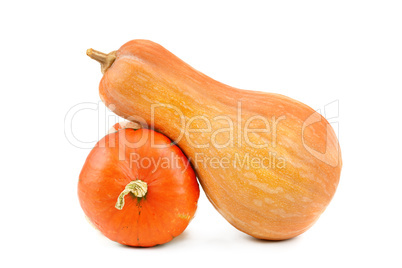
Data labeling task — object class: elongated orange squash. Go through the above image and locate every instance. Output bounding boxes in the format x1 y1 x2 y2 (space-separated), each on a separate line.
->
87 40 342 240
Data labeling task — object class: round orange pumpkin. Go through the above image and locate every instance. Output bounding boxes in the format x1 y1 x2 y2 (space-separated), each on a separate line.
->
78 126 199 247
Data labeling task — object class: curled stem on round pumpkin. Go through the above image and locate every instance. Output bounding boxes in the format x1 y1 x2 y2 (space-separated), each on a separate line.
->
115 180 148 210
86 48 117 74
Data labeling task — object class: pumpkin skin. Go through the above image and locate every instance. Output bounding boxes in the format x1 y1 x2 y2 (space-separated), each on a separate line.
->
88 40 342 240
78 127 199 247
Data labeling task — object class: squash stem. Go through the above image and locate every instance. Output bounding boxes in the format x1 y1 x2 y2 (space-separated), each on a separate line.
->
115 180 148 210
86 48 117 74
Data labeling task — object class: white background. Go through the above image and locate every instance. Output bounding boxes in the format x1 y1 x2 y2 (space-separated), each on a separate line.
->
1 1 401 267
